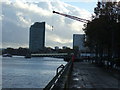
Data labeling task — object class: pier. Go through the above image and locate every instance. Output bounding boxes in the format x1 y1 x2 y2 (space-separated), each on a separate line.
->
31 53 68 58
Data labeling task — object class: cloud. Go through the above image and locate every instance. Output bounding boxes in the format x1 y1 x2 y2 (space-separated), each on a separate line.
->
0 15 4 21
14 1 52 16
61 0 98 2
1 0 91 48
46 23 53 31
46 32 72 44
61 0 120 2
16 12 32 28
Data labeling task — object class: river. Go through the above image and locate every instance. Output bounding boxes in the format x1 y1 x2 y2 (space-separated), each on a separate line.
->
2 56 67 88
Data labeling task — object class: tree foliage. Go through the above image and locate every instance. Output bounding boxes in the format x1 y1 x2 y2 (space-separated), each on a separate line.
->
83 1 120 59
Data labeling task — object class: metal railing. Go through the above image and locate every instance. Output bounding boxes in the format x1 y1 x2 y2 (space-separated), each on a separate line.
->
44 60 73 90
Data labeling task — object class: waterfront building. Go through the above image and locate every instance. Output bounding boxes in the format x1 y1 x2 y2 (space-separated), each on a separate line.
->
73 34 87 52
29 22 45 52
62 46 67 49
55 46 59 50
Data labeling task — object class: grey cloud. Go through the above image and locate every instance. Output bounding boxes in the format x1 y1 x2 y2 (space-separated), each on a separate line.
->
2 19 29 44
2 0 91 48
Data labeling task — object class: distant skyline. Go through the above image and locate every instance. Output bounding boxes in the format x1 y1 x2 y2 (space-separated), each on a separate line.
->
1 0 119 48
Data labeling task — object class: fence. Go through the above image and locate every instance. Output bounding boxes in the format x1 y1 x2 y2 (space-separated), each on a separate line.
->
44 60 73 90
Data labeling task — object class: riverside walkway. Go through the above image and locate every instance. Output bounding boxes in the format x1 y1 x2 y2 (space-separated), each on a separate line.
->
68 61 120 89
44 60 120 89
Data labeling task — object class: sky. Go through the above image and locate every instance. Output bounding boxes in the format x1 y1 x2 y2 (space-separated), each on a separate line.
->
1 0 116 49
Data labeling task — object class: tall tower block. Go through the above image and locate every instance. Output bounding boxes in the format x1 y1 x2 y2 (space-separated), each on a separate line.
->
29 22 45 53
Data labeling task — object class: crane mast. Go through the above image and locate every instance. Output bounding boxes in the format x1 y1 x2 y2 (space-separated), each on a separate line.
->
53 11 90 23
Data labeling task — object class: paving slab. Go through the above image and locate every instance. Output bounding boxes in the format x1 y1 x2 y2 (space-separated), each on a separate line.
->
69 62 120 89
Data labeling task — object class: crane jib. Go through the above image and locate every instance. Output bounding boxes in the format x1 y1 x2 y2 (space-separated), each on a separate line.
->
53 11 90 23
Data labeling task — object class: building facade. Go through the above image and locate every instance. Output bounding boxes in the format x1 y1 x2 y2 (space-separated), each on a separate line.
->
55 46 59 50
29 22 45 52
73 34 86 52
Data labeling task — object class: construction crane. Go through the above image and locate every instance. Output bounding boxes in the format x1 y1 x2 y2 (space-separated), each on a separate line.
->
53 11 90 23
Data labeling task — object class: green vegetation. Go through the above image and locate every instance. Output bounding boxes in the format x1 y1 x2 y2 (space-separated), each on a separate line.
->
2 47 30 56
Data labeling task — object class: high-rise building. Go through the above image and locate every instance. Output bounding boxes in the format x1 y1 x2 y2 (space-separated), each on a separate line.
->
73 34 86 51
29 22 45 52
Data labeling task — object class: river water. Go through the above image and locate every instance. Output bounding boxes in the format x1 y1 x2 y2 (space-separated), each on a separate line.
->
2 56 67 88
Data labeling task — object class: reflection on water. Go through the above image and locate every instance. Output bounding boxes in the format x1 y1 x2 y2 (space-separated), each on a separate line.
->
2 56 67 88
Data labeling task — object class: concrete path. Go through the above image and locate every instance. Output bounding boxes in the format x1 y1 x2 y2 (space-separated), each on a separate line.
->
69 62 120 89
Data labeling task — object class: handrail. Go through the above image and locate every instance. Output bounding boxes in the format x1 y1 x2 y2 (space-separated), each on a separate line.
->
44 60 73 90
56 64 64 75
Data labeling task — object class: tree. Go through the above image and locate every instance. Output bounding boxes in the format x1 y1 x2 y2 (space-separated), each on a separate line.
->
83 1 120 61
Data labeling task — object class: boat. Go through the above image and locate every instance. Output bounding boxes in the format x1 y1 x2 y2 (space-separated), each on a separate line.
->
2 53 12 57
25 53 31 58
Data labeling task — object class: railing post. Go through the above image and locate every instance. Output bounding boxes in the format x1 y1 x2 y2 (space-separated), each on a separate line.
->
56 64 64 75
44 60 73 90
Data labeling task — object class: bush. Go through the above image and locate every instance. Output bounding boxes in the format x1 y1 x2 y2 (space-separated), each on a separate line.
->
114 58 120 67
